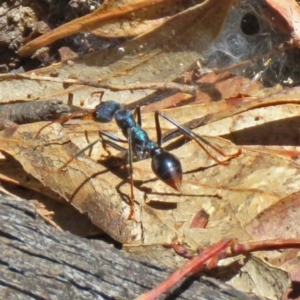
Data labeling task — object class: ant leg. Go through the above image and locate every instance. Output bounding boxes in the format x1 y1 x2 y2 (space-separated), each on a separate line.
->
132 106 142 127
35 97 95 139
35 108 92 138
35 93 74 138
58 131 128 172
154 110 163 146
126 128 135 220
136 107 142 127
99 131 128 156
67 92 74 106
100 131 128 144
57 126 135 219
84 129 94 157
155 111 241 165
90 91 105 104
57 139 99 172
99 130 135 219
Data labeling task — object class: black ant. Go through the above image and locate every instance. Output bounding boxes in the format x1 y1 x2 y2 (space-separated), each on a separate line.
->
36 94 240 219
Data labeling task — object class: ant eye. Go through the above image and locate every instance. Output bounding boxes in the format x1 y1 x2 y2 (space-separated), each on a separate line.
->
240 13 260 35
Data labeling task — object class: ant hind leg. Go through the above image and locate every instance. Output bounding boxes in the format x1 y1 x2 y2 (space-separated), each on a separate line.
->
155 111 241 165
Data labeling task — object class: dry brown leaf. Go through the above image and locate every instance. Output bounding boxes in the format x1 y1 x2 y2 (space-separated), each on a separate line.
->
140 72 266 112
18 0 198 57
246 192 300 282
0 122 142 243
0 0 235 105
265 0 300 46
223 256 290 299
3 108 300 253
92 0 193 38
1 78 299 299
2 1 300 298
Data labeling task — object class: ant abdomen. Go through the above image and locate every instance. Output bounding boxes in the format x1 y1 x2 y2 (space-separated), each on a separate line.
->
150 148 182 191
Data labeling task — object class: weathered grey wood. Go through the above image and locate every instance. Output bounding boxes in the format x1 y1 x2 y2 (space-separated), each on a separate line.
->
0 195 260 300
0 100 71 124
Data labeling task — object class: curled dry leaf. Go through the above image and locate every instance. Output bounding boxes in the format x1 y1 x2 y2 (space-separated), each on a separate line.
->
265 0 300 46
1 78 300 294
0 147 100 237
2 0 294 112
1 0 235 105
140 72 267 113
246 191 300 283
2 83 300 298
92 0 195 38
121 88 300 297
2 0 300 297
3 91 300 251
18 0 199 57
0 122 142 243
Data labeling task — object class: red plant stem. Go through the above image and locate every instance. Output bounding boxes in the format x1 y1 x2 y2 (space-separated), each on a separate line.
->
136 239 233 300
137 238 300 299
232 238 300 255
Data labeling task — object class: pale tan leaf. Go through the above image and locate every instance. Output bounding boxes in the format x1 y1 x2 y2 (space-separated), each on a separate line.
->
0 122 142 243
0 0 235 106
224 256 290 300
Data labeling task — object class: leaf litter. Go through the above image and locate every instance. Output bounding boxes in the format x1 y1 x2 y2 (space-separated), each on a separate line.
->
2 0 300 299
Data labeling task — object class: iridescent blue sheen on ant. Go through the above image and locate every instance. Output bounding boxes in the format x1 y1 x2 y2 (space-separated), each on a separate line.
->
93 101 182 191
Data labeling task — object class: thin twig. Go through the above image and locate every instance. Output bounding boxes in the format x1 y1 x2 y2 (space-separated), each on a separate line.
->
0 73 197 95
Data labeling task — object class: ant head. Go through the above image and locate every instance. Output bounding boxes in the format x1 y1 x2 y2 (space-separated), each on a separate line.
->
93 101 121 123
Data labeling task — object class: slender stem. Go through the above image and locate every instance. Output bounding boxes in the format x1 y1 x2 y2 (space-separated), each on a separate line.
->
136 239 233 300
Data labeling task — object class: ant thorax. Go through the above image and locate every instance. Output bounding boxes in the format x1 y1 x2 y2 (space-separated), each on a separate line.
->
130 126 155 160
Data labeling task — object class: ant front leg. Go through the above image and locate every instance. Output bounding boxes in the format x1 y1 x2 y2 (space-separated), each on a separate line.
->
57 139 100 173
99 130 136 220
57 130 127 172
99 131 127 157
155 111 241 165
57 129 136 219
126 128 136 220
